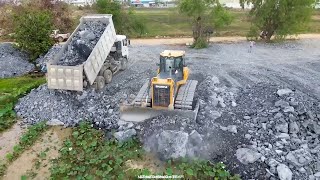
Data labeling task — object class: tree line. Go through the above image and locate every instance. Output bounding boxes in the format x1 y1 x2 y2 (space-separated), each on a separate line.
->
0 0 319 60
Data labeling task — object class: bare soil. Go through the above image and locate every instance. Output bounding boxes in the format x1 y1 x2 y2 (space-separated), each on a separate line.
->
2 127 71 180
131 34 320 45
0 123 24 161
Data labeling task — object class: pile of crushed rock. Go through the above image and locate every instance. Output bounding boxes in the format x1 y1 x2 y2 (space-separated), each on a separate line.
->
35 44 62 68
57 21 107 66
0 43 34 78
128 76 320 180
14 69 320 180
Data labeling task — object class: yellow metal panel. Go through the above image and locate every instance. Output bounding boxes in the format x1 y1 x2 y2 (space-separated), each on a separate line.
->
151 77 175 109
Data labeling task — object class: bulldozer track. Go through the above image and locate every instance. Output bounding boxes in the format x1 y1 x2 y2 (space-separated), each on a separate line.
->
174 80 198 110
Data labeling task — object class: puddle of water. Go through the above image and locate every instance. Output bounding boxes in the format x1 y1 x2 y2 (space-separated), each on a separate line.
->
0 123 25 161
2 126 72 180
125 153 165 173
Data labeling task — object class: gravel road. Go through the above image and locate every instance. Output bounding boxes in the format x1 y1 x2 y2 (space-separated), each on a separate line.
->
15 39 320 179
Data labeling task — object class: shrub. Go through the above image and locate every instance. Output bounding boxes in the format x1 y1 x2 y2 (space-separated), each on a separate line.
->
192 37 208 49
14 9 54 61
94 0 147 36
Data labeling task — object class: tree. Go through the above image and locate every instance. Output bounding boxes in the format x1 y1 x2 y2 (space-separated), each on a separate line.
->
14 9 54 61
240 0 319 41
179 0 233 48
95 0 147 36
23 0 74 32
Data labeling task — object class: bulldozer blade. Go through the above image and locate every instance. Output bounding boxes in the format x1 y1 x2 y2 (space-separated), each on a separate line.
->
119 101 200 122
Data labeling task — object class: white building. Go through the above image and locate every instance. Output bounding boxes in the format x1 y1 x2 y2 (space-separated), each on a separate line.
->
220 0 252 9
64 0 96 6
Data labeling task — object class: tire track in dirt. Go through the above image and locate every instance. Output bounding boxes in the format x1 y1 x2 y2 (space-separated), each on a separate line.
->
255 65 320 101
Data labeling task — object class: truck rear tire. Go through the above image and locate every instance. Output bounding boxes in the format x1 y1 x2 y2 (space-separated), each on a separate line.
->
103 69 113 84
120 58 128 71
99 66 107 76
93 76 105 90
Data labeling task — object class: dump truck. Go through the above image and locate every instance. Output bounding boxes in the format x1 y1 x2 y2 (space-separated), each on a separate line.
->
120 50 199 122
46 14 130 91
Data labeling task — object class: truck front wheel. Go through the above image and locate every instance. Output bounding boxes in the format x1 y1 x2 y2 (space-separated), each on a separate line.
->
120 58 128 71
103 69 113 84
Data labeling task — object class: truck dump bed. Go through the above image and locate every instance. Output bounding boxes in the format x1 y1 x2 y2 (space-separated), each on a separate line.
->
47 14 117 91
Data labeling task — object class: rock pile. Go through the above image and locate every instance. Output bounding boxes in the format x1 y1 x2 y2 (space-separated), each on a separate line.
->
0 43 34 78
35 44 62 68
14 67 154 129
234 84 320 180
57 21 107 66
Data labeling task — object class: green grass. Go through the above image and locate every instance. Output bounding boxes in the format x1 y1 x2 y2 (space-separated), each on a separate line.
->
0 121 48 177
130 8 320 38
51 122 240 179
0 76 46 132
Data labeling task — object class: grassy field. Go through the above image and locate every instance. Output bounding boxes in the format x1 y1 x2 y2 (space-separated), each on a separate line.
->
133 8 251 37
1 8 319 41
133 8 320 38
0 76 45 132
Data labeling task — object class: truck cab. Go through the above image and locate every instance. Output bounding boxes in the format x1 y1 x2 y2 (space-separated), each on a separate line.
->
111 35 130 59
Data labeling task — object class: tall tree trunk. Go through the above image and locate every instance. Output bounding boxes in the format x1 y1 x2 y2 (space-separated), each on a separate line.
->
193 16 202 42
266 30 274 42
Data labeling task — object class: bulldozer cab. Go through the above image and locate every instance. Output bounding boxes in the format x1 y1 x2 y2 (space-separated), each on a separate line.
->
158 50 185 81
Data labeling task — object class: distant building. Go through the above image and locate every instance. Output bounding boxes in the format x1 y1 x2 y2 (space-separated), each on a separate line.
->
130 0 176 7
64 0 96 6
219 0 252 9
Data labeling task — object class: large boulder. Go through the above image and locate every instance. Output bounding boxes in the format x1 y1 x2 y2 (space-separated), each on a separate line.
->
277 164 292 180
143 130 206 160
286 148 313 167
157 130 189 159
236 148 262 165
277 89 293 96
46 119 64 126
114 129 136 142
186 130 204 158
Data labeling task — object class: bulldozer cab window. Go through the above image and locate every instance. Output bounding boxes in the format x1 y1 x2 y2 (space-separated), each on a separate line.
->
175 57 183 71
160 56 183 72
165 58 174 72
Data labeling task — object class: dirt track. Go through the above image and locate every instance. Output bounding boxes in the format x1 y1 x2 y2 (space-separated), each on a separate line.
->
129 39 320 101
131 33 320 45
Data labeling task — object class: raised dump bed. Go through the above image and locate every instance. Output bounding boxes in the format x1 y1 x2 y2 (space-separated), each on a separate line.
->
47 14 117 91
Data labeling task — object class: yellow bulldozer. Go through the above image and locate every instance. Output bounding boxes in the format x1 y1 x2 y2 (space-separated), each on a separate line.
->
120 50 199 122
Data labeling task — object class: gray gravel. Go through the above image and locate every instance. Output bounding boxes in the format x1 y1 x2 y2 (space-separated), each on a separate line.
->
14 39 320 179
0 43 34 78
35 44 62 68
57 21 107 66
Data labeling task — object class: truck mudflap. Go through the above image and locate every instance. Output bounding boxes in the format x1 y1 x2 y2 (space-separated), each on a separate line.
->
119 100 200 122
